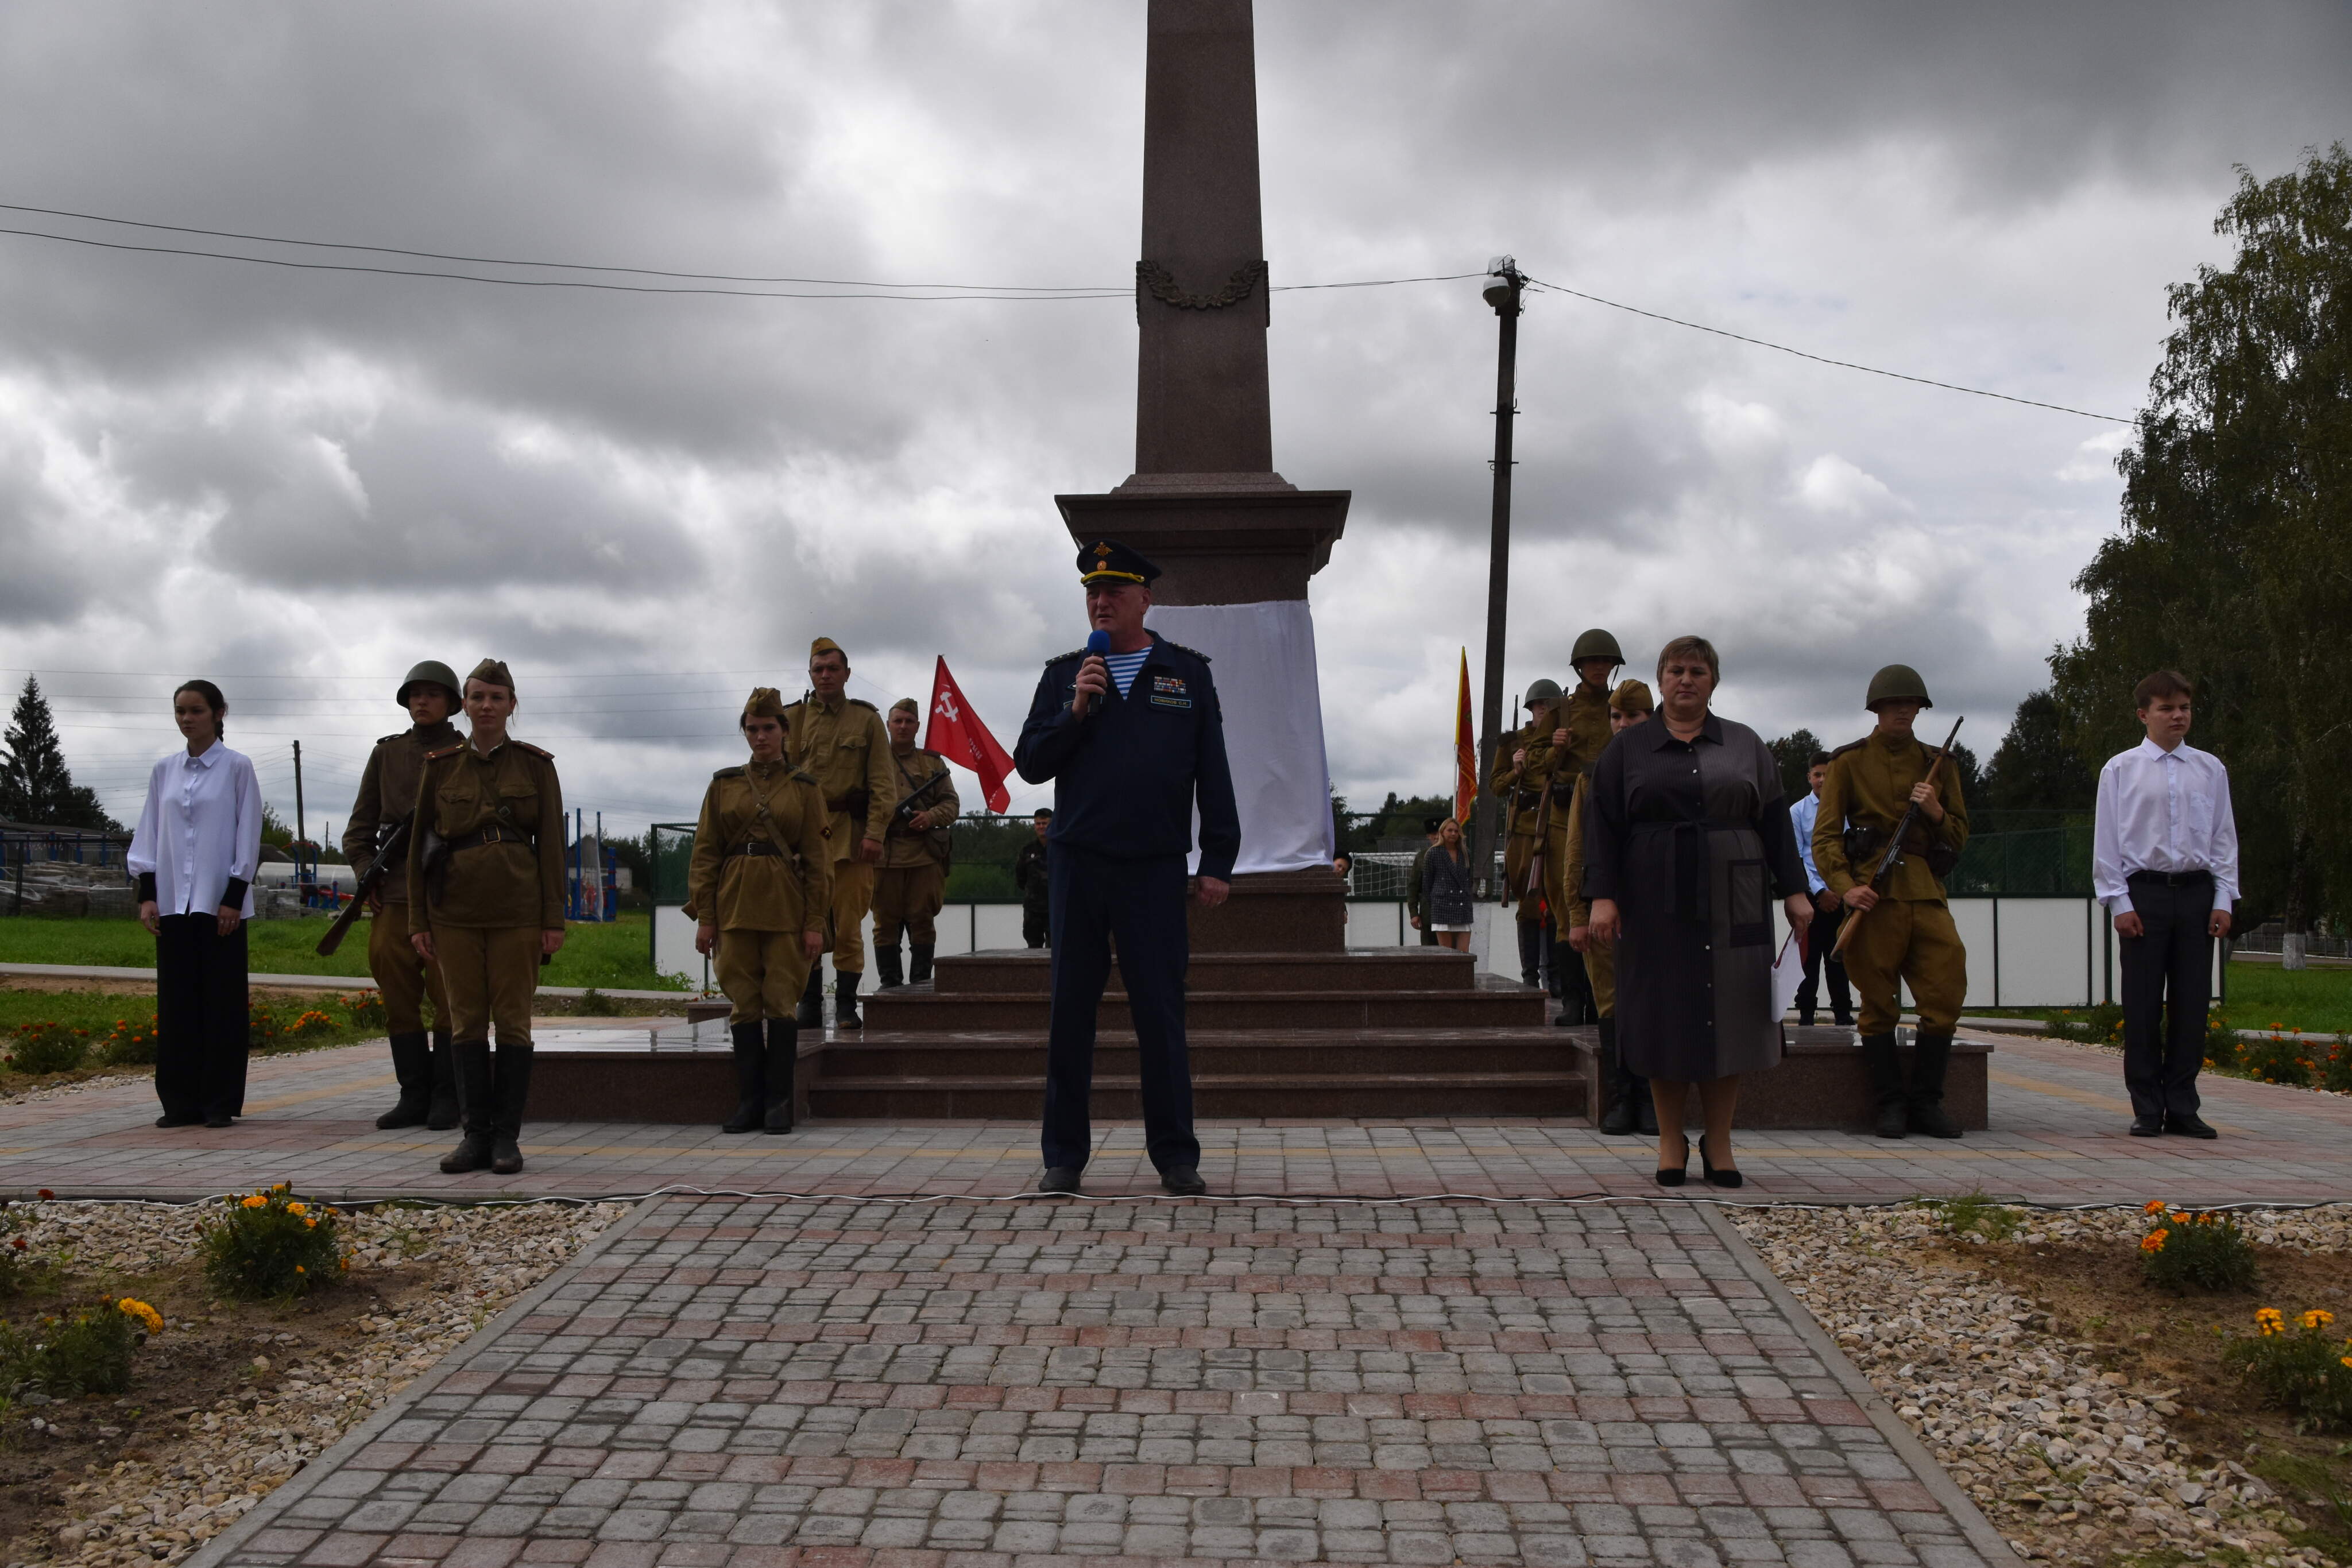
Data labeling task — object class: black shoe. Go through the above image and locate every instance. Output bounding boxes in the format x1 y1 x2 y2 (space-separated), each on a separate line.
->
376 1031 432 1129
834 972 864 1029
425 1032 460 1130
1699 1133 1743 1189
1656 1133 1690 1188
203 1113 233 1129
1161 1166 1207 1195
1039 1166 1083 1194
1798 1012 1815 1028
875 944 904 990
155 1113 203 1128
2129 1116 2164 1137
2164 1113 2218 1140
763 1019 797 1134
490 1136 524 1175
909 944 934 986
795 967 825 1029
440 1131 494 1172
722 1021 764 1135
1832 1014 1855 1029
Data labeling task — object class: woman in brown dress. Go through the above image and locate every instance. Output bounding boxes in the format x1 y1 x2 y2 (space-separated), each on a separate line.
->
1585 636 1812 1188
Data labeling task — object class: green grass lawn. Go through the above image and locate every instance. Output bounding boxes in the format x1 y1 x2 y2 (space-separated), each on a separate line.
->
0 912 682 992
1981 958 2352 1037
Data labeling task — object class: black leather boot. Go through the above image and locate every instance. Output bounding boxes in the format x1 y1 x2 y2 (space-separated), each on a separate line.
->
1517 920 1543 988
795 966 825 1028
875 943 904 989
1545 919 1565 998
763 1018 797 1133
1596 1017 1637 1135
490 1046 533 1174
426 1030 459 1130
376 1032 432 1129
722 1021 764 1134
835 971 864 1029
1554 954 1588 1027
910 945 934 986
439 1042 496 1173
1861 1031 1909 1138
1908 1031 1964 1139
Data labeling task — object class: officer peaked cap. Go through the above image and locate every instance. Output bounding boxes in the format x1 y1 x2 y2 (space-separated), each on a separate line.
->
1078 539 1160 586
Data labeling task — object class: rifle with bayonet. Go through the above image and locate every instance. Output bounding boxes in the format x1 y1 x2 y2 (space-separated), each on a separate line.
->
314 816 412 957
1831 715 1963 960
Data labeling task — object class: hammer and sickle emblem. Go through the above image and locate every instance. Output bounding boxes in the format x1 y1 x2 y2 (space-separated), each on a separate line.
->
934 691 961 722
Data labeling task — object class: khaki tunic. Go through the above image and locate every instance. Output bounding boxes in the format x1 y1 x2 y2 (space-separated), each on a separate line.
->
407 739 564 1047
1812 729 1972 1034
343 719 459 1033
875 748 957 948
1487 714 1554 917
686 760 831 1023
879 749 958 871
1555 772 1615 1017
783 694 898 864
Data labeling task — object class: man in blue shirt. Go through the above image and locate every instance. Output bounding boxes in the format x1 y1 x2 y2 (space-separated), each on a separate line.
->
1788 750 1855 1028
1015 540 1240 1197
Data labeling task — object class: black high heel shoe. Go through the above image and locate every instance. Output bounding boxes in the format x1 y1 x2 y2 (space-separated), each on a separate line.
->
1655 1132 1691 1187
1699 1133 1744 1189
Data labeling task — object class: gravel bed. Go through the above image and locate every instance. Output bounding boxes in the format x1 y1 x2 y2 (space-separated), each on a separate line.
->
1737 1203 2351 1566
6 1198 628 1568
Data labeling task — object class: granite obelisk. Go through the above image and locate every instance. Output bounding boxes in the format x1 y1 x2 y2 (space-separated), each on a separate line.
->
1056 0 1352 951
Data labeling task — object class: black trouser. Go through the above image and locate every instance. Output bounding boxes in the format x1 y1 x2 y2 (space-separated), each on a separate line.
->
155 913 250 1121
1796 903 1852 1022
1041 846 1197 1175
1023 899 1050 949
2121 872 2215 1121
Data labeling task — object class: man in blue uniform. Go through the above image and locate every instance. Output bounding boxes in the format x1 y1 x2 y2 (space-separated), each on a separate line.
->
1015 540 1241 1197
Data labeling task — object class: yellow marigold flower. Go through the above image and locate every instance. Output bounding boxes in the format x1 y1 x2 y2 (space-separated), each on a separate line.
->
2342 1355 2352 1370
240 1195 267 1210
304 1218 316 1229
2143 1199 2167 1214
2168 1211 2189 1225
285 1202 307 1217
114 1298 163 1334
2141 1231 2168 1253
2302 1309 2334 1329
294 1264 304 1273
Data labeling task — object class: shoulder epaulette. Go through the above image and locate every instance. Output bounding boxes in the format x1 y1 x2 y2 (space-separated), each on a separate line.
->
1162 641 1210 663
1046 648 1086 665
713 765 745 780
918 748 944 762
377 733 404 746
512 741 555 760
1829 738 1867 760
791 766 821 786
424 744 466 761
849 697 879 711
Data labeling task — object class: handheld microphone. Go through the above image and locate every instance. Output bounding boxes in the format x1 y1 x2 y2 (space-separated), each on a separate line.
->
1086 630 1111 659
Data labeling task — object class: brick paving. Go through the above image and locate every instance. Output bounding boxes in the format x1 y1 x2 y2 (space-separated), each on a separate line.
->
209 1198 2009 1568
3 1028 2347 1205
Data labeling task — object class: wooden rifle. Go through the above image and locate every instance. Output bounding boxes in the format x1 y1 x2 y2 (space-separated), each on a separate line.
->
314 816 411 957
1831 715 1963 959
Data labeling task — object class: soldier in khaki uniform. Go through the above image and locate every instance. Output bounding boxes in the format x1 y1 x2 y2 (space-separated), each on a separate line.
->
1562 679 1655 1135
687 689 831 1134
1812 664 1971 1140
408 660 566 1176
1486 679 1564 987
784 638 898 1029
1541 629 1624 1016
871 698 960 989
343 660 465 1132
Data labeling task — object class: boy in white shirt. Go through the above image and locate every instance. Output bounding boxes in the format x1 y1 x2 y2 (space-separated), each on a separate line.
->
2091 671 2238 1139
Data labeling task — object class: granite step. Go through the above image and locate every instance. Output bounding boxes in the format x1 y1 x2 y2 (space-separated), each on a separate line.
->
864 974 1544 1032
926 947 1481 996
818 1028 1578 1079
805 1069 1589 1121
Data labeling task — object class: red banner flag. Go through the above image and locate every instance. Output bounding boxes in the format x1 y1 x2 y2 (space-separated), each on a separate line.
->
1453 648 1477 827
924 656 1016 812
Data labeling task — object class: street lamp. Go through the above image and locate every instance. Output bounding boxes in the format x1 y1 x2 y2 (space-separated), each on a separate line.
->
1469 255 1523 903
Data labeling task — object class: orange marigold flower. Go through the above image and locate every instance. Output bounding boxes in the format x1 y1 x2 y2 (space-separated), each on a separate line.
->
2144 1199 2167 1214
241 1194 267 1209
36 1190 52 1201
2302 1309 2334 1330
285 1202 307 1217
2141 1231 2168 1253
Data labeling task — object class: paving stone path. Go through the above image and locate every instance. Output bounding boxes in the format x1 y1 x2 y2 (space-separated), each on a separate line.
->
208 1198 2010 1568
1 1028 2346 1205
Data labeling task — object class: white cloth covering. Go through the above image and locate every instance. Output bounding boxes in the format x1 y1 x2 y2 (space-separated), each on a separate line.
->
126 741 264 917
1145 599 1335 876
2092 737 2239 914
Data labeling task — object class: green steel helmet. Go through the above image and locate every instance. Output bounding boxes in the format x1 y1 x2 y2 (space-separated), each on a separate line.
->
396 660 463 708
1569 628 1625 667
1866 663 1933 711
1522 677 1563 710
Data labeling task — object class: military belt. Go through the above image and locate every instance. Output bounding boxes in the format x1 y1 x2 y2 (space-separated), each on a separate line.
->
825 788 872 816
444 824 533 854
726 841 791 861
1514 790 1543 810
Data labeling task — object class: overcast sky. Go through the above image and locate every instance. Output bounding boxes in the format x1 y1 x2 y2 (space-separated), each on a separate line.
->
1 1 2345 838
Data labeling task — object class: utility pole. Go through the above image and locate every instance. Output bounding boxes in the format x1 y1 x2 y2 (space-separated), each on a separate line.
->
292 740 307 850
1470 257 1523 900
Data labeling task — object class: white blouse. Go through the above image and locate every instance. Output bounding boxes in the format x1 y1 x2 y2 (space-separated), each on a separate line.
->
126 742 264 917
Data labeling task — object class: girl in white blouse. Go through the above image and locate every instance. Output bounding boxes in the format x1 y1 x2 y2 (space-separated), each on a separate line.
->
126 680 262 1129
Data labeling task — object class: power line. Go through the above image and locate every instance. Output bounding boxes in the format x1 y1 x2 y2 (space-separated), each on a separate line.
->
1520 272 2134 424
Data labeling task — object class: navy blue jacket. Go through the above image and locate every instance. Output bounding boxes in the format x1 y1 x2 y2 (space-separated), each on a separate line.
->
1014 631 1241 881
